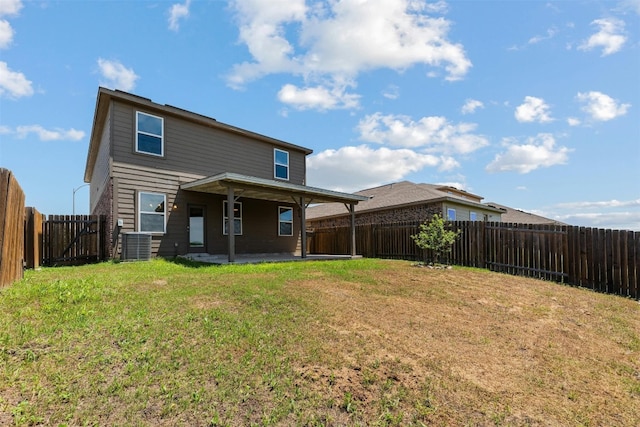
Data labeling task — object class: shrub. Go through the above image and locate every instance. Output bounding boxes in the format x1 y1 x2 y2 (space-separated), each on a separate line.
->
411 214 460 265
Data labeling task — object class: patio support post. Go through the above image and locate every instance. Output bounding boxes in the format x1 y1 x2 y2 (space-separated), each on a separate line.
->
227 186 235 263
300 196 307 258
350 203 356 257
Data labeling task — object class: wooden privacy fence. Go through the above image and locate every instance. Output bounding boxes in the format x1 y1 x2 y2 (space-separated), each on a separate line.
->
41 214 108 266
308 221 640 300
0 168 26 287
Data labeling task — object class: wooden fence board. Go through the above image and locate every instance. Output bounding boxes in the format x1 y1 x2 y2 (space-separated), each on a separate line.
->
0 169 26 287
309 220 640 300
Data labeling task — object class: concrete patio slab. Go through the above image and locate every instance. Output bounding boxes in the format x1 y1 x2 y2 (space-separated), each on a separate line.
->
179 253 359 265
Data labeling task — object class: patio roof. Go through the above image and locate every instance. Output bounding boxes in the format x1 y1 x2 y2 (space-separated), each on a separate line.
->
180 172 369 204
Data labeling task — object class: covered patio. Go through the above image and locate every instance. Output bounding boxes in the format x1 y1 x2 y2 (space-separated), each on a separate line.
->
180 172 368 263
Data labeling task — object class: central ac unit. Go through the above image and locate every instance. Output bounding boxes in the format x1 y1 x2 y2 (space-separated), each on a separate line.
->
121 232 152 261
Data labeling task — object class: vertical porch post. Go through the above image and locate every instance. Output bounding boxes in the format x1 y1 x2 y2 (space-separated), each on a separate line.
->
300 196 307 258
350 203 356 257
227 186 235 263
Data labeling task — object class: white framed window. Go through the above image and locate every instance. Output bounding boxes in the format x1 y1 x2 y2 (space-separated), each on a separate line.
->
278 206 293 236
447 208 456 221
470 211 477 221
136 111 164 156
223 201 242 235
274 148 289 180
138 192 166 233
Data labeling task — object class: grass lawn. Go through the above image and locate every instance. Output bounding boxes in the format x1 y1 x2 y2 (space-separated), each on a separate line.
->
0 258 639 426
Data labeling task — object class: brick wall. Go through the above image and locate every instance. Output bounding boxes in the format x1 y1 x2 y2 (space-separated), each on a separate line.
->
308 203 442 228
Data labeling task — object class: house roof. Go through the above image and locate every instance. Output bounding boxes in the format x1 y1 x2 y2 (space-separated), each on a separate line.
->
484 202 566 225
181 172 369 205
306 181 502 220
84 87 313 182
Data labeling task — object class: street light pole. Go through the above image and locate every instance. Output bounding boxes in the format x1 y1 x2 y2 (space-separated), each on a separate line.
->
73 183 90 216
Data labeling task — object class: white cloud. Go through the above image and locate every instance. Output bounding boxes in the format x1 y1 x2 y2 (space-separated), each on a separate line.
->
357 112 489 155
0 61 33 98
528 27 557 45
617 0 640 15
0 19 14 48
10 125 85 141
306 144 442 192
567 117 581 126
0 0 22 49
97 58 139 91
514 96 553 123
228 0 471 110
382 84 400 100
556 199 640 209
277 83 360 110
576 91 630 121
168 0 191 32
486 133 572 174
461 99 484 114
0 0 22 16
579 18 626 56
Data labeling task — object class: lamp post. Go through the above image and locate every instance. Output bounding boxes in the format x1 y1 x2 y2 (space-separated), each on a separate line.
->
72 183 90 216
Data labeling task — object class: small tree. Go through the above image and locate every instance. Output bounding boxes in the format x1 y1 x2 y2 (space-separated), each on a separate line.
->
411 214 460 265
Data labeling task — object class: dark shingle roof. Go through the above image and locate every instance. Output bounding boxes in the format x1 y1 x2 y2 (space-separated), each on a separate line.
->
306 181 498 220
484 202 566 225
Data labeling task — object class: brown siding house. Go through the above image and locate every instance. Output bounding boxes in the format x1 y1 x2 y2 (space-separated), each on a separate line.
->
84 88 367 261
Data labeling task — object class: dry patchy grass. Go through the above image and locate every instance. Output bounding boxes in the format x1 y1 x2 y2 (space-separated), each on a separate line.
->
0 259 638 426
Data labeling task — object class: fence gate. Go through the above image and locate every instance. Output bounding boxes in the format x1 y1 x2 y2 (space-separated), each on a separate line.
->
43 215 107 266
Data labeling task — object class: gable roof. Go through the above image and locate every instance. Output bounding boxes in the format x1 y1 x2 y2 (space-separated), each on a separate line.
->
84 87 313 182
484 202 566 225
306 181 502 220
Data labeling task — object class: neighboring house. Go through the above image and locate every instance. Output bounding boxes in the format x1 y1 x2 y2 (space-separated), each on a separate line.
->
484 202 566 225
306 181 503 228
84 88 367 261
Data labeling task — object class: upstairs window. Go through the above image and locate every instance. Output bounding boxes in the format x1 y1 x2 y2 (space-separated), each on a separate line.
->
274 149 289 180
223 201 242 235
138 192 166 233
136 111 164 156
278 207 293 236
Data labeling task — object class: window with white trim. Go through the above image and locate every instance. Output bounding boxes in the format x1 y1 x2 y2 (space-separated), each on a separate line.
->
470 211 477 221
138 192 166 233
447 208 456 221
136 111 164 156
274 149 289 180
223 201 242 235
278 207 293 236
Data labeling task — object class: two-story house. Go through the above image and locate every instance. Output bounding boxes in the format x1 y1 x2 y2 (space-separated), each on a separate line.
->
84 88 367 262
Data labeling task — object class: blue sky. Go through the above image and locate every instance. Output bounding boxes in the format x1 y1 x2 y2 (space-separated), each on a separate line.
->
1 0 638 230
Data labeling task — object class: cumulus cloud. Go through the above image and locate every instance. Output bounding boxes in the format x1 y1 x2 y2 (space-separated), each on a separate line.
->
277 83 360 110
97 58 139 91
461 99 484 114
168 0 191 31
486 133 571 174
514 96 553 123
306 144 444 192
228 0 471 110
567 117 581 126
357 113 489 154
0 61 33 98
576 91 630 121
579 18 626 56
7 124 85 141
0 0 22 49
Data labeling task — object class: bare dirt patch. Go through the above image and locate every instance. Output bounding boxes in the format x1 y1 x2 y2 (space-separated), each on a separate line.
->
287 262 640 425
